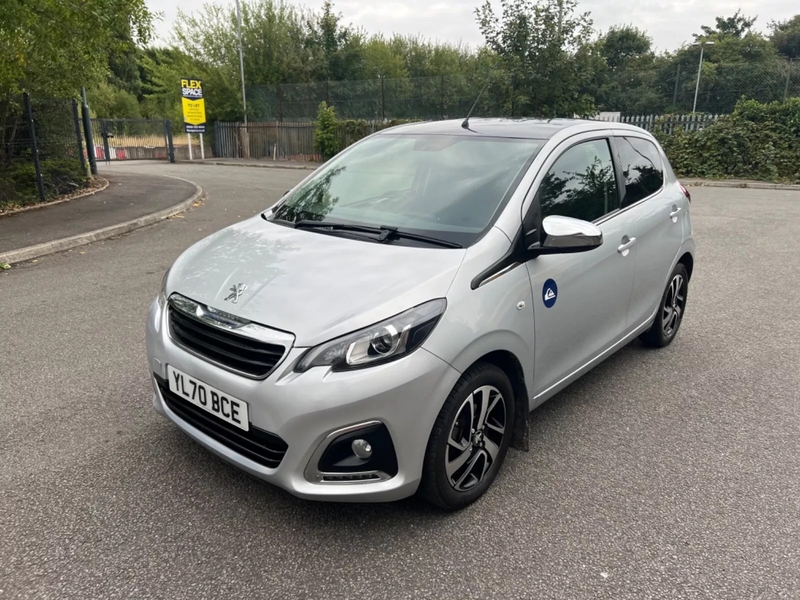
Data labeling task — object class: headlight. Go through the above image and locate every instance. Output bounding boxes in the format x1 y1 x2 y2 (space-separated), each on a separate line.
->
157 267 171 308
295 299 446 372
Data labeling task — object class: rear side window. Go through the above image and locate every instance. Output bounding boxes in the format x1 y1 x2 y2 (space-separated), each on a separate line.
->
616 137 664 207
539 139 619 222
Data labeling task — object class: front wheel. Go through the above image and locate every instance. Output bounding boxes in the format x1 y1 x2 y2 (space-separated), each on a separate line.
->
418 363 515 510
640 263 689 348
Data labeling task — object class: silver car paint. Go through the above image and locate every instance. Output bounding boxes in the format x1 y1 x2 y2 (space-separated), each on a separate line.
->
146 120 695 501
166 217 465 347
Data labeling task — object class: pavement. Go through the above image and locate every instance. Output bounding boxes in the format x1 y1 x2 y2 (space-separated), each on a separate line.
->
0 172 198 259
1 161 800 599
198 157 322 170
683 177 800 190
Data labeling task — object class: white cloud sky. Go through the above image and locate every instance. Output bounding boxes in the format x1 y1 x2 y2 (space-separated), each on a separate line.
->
147 0 798 53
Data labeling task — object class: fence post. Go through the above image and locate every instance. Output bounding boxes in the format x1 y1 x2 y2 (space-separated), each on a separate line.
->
440 75 445 120
81 87 97 175
380 76 386 121
510 74 516 117
277 85 284 122
71 99 87 175
164 121 175 163
23 93 46 202
100 120 111 163
672 64 681 111
784 58 793 103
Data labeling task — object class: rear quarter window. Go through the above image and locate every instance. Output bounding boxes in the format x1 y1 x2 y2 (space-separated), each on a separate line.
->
616 137 664 208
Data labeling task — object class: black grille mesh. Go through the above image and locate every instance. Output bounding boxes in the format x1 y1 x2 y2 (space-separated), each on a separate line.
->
169 307 285 378
158 379 288 469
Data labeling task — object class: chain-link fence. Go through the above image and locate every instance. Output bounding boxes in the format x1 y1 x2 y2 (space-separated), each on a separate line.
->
0 94 88 209
247 58 800 121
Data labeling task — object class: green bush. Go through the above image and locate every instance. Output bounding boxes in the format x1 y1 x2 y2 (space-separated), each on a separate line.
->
0 159 90 209
41 159 91 197
657 98 800 183
314 102 339 161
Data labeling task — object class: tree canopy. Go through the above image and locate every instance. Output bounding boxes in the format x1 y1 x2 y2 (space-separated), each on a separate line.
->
0 0 154 100
3 0 796 119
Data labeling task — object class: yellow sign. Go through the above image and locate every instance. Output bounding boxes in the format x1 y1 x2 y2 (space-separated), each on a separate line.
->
181 78 206 133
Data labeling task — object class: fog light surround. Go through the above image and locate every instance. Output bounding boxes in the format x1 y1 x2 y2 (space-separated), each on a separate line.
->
304 421 399 484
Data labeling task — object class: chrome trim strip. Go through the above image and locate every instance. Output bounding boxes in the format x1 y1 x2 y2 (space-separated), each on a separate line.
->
169 294 295 346
478 262 522 288
167 293 295 380
594 186 665 226
304 420 393 485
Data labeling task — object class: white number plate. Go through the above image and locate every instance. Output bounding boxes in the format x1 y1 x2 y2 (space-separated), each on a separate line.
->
167 366 249 431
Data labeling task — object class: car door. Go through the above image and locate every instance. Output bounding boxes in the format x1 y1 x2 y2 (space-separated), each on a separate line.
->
610 133 685 329
524 135 637 399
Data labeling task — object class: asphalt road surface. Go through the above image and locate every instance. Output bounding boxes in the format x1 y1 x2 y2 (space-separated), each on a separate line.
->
1 161 799 599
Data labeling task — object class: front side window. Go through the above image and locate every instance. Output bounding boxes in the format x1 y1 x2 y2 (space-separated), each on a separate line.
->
539 139 619 223
270 134 543 247
616 136 664 207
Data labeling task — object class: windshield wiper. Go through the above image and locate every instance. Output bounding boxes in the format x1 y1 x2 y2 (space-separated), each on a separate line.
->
294 220 385 236
375 226 463 248
294 220 462 249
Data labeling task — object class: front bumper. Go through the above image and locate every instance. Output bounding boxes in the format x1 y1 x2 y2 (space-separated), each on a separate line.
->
145 298 461 502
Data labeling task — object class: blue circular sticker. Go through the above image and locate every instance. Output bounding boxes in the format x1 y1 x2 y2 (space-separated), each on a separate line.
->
543 279 558 308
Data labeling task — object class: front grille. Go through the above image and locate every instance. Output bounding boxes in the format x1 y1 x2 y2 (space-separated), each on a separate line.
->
157 379 288 469
168 306 286 378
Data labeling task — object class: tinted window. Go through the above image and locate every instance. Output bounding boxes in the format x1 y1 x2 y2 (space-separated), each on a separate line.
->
271 134 543 247
539 139 619 222
617 136 664 207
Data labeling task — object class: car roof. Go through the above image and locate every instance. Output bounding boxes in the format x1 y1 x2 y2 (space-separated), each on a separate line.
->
379 118 605 140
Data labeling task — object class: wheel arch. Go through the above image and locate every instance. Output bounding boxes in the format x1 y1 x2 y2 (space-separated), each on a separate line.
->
678 251 694 281
464 350 530 452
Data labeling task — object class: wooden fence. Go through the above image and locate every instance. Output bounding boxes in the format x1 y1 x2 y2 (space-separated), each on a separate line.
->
213 114 726 159
215 121 320 161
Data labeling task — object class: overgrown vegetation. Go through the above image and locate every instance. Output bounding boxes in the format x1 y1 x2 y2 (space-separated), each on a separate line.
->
70 0 800 122
1 0 153 206
657 98 800 182
314 102 339 160
2 0 800 186
0 159 90 208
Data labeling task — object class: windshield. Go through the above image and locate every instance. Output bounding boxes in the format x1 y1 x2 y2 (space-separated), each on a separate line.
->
270 134 543 247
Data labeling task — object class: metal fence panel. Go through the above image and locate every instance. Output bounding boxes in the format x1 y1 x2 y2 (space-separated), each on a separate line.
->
90 118 177 161
1 95 87 208
213 112 736 162
246 59 800 122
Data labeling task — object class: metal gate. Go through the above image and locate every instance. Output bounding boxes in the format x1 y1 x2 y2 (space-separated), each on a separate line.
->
90 118 175 162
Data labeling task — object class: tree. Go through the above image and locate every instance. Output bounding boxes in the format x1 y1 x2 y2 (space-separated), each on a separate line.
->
475 0 597 117
697 10 756 39
88 81 142 118
770 15 800 59
304 1 365 81
0 0 154 100
598 26 652 69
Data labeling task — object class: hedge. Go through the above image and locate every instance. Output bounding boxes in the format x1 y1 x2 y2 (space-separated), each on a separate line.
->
0 159 90 209
656 98 800 183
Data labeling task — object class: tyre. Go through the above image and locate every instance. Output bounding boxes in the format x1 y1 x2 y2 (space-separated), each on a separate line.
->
418 363 515 511
640 263 689 348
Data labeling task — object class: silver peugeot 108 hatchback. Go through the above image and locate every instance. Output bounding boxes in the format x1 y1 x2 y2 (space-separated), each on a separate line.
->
146 118 695 510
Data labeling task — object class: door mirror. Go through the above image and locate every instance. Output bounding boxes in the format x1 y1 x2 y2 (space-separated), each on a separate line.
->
538 215 603 254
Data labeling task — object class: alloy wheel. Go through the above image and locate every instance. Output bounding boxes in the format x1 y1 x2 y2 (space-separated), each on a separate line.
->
446 385 507 492
662 273 686 338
